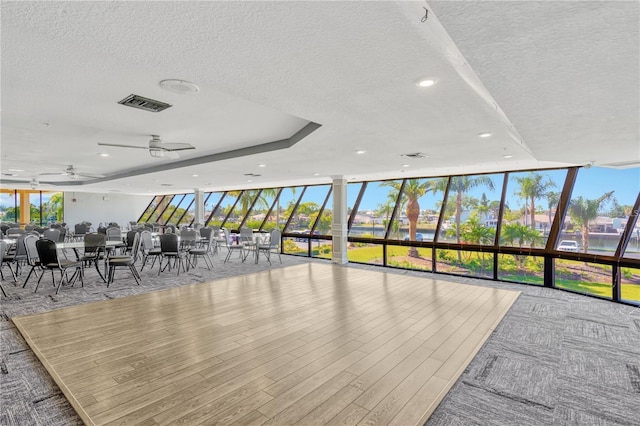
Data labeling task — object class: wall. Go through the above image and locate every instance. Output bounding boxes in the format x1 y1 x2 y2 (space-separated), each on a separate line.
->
63 192 150 229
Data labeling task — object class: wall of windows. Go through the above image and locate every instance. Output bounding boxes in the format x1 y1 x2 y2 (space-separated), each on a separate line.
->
137 166 640 306
0 190 64 225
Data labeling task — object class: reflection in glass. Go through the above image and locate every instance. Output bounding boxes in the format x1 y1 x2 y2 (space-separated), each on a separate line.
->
555 259 612 299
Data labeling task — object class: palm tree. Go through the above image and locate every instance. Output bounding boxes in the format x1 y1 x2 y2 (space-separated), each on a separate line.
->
546 191 560 233
448 176 495 245
382 179 439 257
568 191 614 252
513 173 556 231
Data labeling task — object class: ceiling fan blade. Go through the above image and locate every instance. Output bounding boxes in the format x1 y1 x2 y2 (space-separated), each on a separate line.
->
38 172 65 176
78 173 106 178
159 143 195 151
97 142 149 149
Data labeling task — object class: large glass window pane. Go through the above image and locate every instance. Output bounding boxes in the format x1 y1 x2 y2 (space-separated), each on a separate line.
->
148 196 172 224
285 185 329 234
501 170 567 249
211 192 239 229
497 254 544 285
620 267 640 305
204 192 223 226
225 190 260 230
347 182 363 228
347 242 384 265
29 193 41 225
315 190 333 236
246 189 277 231
312 237 332 259
387 245 433 271
0 191 17 222
171 194 195 226
139 195 164 222
555 259 612 299
349 180 402 238
41 192 63 224
439 174 503 245
391 178 447 243
558 167 639 255
436 249 493 278
157 195 184 225
282 234 308 256
274 187 304 231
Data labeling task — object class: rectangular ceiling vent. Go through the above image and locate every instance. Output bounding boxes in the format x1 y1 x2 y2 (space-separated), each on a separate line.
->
118 94 172 113
600 160 640 169
399 152 428 159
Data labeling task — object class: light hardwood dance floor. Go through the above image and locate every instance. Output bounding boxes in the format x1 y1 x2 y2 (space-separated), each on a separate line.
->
13 263 519 425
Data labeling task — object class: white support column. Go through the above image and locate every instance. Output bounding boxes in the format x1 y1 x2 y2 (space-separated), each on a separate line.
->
194 189 204 225
331 177 348 265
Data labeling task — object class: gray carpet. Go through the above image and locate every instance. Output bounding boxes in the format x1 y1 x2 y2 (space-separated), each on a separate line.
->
1 255 639 425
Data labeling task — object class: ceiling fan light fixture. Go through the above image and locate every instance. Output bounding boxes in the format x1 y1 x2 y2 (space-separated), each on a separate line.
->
150 149 165 158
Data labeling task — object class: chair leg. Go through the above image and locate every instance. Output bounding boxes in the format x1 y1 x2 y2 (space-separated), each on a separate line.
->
129 265 141 285
94 261 106 283
22 265 41 288
0 283 6 298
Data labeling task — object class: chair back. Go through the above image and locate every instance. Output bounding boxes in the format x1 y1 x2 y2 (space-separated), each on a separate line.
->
143 223 154 232
106 227 122 242
43 228 61 242
23 234 40 265
159 233 179 253
239 227 254 244
269 229 281 248
180 230 198 249
0 240 6 263
97 226 107 234
6 228 25 237
24 224 35 232
74 223 88 236
130 232 142 262
36 239 60 267
140 230 154 254
199 227 212 239
125 230 138 249
12 234 29 259
58 226 67 242
34 226 47 234
84 233 107 257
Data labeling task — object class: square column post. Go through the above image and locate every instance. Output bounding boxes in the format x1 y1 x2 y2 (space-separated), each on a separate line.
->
194 189 204 225
331 177 348 264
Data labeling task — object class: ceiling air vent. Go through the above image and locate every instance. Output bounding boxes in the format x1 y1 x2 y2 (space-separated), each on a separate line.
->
399 152 428 159
117 94 172 113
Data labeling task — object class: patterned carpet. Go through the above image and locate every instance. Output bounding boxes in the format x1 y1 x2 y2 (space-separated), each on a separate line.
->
1 254 639 425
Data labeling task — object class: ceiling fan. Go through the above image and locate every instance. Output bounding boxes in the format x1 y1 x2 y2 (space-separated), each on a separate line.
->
39 165 105 180
98 135 195 158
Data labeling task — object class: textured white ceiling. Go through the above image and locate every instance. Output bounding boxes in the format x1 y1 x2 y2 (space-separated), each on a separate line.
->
1 1 637 194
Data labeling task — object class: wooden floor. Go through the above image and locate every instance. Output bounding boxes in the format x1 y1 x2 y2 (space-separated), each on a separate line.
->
13 263 519 426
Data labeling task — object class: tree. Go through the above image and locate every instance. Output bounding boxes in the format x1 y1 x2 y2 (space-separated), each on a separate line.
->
568 191 615 252
513 173 556 231
448 176 495 245
546 191 560 232
382 179 441 258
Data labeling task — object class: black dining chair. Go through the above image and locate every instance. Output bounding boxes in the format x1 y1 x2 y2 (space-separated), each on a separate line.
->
22 234 42 290
106 232 142 287
35 239 84 294
158 233 187 275
80 233 107 283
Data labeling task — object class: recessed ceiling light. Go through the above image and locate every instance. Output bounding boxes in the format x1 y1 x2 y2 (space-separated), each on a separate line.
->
478 132 492 138
402 164 410 168
502 155 513 159
99 153 110 157
258 164 266 168
313 173 320 176
159 79 200 95
247 179 253 183
355 150 366 155
192 174 199 177
416 79 436 87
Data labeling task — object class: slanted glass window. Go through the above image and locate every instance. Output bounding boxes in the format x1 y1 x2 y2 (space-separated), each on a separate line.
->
157 194 185 225
285 185 329 234
245 189 278 231
346 182 364 228
389 178 447 242
211 192 239 229
203 192 223 226
148 195 173 224
225 190 260 230
276 186 304 231
558 167 639 255
349 180 402 239
501 170 567 249
173 194 195 226
139 195 164 222
439 174 503 246
315 189 333 236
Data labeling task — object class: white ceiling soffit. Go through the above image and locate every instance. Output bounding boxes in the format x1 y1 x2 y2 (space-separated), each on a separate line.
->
428 0 640 168
1 1 637 194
